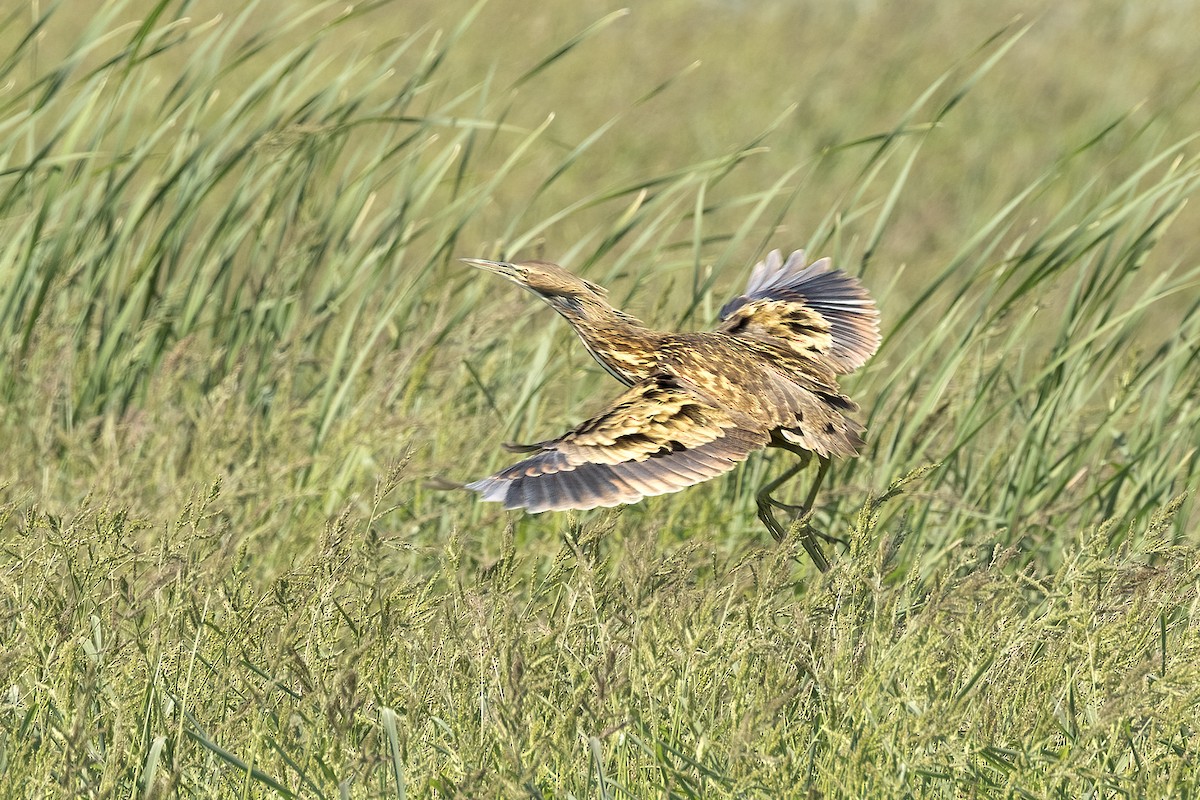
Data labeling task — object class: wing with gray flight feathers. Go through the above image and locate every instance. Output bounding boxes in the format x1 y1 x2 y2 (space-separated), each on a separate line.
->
467 376 771 513
719 250 880 374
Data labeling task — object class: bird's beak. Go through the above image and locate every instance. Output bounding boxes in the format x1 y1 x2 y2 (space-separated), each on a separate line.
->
461 258 519 281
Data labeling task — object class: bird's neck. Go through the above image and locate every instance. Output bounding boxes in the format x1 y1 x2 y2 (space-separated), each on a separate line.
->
553 297 658 386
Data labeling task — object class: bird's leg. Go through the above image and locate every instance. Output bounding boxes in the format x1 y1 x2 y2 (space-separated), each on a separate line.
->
753 450 830 568
756 451 848 572
762 455 847 546
768 460 844 542
755 450 811 532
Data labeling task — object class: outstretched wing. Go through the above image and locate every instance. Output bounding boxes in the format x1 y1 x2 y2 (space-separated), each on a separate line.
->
467 376 769 513
719 249 880 374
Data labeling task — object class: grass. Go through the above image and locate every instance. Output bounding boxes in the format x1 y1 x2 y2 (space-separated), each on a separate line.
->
1 0 1199 796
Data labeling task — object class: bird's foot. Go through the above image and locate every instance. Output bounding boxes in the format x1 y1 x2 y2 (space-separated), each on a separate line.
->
760 496 848 548
756 498 787 543
756 500 831 572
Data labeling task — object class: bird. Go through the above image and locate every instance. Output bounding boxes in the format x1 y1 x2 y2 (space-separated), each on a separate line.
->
460 249 880 571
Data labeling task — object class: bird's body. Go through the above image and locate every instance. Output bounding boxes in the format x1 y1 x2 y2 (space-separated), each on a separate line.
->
462 250 880 571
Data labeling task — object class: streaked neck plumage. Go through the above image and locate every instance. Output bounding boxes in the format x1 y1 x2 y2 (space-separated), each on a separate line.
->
543 294 658 386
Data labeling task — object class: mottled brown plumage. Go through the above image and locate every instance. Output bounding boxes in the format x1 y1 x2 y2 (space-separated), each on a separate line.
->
462 250 880 571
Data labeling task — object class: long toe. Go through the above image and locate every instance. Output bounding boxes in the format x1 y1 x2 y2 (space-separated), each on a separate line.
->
811 527 849 548
766 497 809 514
795 527 832 573
756 502 787 543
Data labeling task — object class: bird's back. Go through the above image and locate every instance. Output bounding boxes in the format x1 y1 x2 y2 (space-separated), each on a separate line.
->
615 250 879 458
709 250 879 456
653 330 865 458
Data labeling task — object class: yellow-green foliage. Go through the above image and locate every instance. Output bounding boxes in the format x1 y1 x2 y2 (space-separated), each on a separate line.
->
1 0 1198 796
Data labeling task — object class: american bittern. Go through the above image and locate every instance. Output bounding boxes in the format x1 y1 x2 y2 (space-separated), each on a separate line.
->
462 250 880 571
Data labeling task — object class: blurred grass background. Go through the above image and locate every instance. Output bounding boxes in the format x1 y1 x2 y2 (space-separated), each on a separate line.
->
1 0 1198 796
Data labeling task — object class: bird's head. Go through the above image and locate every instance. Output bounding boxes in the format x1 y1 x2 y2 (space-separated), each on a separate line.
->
461 258 609 309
